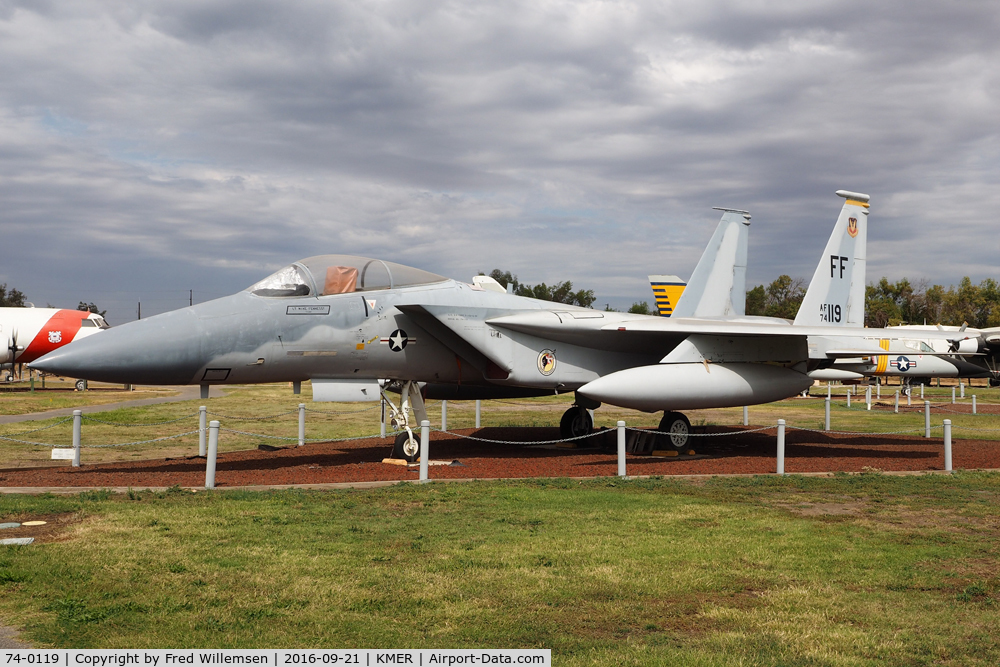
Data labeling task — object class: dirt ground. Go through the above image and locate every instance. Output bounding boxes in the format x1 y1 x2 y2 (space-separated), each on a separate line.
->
0 425 993 489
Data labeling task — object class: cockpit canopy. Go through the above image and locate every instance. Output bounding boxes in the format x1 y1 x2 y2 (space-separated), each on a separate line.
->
248 255 447 297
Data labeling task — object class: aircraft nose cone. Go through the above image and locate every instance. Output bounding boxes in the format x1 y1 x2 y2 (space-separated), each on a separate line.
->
31 308 207 385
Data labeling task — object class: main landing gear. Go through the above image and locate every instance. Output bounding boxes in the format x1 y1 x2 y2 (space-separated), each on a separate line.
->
657 411 691 452
558 403 693 453
559 405 593 439
381 380 428 463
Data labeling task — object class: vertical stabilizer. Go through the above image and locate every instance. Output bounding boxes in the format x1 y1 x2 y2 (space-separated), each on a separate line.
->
647 275 686 317
672 208 751 318
793 190 870 326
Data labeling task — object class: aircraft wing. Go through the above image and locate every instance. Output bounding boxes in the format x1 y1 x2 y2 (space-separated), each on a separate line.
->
486 310 974 360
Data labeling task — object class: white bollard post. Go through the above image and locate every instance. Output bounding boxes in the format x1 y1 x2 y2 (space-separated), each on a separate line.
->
952 387 956 404
205 420 219 489
776 419 786 475
419 420 430 482
877 383 881 399
894 391 899 414
960 382 965 399
475 399 481 428
824 398 830 431
380 398 386 438
943 419 952 472
907 390 911 407
441 400 447 431
847 391 851 408
743 405 748 426
924 401 931 438
827 384 831 399
920 383 924 399
72 410 82 467
866 385 872 410
617 421 626 478
972 395 977 415
298 403 305 447
199 405 207 457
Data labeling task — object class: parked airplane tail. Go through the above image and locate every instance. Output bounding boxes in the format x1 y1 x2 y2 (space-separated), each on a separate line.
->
671 208 751 318
793 191 869 327
647 275 686 317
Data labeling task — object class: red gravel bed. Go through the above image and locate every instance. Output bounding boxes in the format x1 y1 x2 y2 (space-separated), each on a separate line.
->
2 426 998 489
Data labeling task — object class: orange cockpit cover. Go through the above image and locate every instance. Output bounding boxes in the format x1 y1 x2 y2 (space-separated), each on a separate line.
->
324 266 358 294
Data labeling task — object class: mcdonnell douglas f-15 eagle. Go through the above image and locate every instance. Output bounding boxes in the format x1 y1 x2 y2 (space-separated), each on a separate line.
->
31 191 983 459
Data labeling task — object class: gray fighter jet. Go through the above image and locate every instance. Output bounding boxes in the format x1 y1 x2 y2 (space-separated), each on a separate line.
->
31 191 978 460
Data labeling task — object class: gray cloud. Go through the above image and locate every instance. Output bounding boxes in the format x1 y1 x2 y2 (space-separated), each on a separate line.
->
1 0 999 323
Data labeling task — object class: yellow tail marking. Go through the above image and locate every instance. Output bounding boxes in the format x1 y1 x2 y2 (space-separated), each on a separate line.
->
650 282 686 317
875 338 890 374
846 199 870 208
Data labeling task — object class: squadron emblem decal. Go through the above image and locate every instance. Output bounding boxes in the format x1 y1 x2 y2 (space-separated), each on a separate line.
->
847 216 858 238
381 329 416 352
537 349 556 376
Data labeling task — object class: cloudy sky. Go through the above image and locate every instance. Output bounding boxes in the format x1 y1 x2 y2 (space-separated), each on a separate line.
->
2 0 999 323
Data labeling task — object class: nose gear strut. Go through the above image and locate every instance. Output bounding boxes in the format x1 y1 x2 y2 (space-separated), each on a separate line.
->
380 380 429 462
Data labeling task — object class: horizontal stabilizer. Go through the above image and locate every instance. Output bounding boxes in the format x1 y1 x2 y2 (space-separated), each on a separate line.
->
648 275 686 317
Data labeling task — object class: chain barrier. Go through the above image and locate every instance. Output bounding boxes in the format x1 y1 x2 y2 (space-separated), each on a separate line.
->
219 427 397 444
0 434 69 447
627 425 775 438
304 405 381 415
789 425 941 436
0 417 74 436
205 409 298 421
84 430 202 448
0 429 202 448
82 413 199 427
433 428 602 446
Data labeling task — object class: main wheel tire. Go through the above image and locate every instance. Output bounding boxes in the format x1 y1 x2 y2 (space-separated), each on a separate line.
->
75 379 87 392
559 407 593 440
392 432 421 463
657 412 691 451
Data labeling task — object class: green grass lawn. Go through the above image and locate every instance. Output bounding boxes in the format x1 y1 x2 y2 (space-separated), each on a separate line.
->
2 474 999 664
0 380 180 415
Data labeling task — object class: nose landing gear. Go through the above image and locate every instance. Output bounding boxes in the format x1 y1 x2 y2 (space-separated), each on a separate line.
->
382 380 428 463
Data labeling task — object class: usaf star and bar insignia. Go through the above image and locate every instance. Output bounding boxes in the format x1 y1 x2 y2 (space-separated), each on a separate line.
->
381 329 416 352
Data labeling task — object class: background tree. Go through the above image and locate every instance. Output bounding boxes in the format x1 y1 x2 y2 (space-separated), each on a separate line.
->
747 274 1000 327
745 275 805 319
78 302 107 317
745 285 766 316
486 269 596 308
0 283 27 307
628 301 651 314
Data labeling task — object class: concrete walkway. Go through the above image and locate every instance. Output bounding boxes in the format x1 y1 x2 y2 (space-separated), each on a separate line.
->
0 385 228 425
0 626 30 648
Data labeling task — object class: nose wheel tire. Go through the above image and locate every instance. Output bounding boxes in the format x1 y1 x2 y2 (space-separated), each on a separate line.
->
391 432 421 463
657 412 691 452
560 407 593 440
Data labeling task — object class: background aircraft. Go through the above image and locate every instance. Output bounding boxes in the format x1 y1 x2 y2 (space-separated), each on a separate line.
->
1 306 109 382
